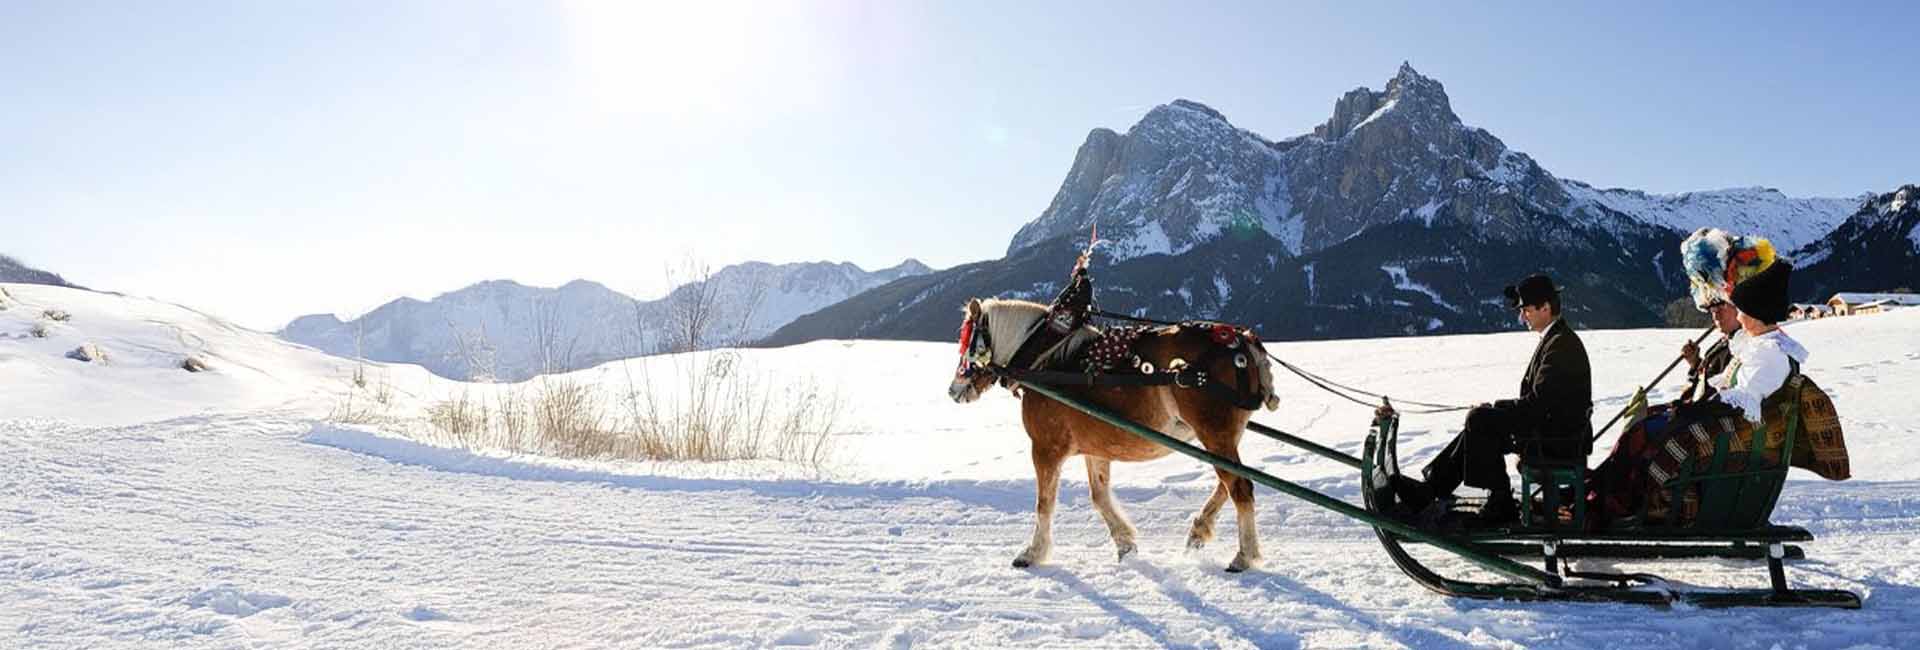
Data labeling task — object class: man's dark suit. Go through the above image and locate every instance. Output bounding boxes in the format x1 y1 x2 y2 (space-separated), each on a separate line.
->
1423 318 1594 496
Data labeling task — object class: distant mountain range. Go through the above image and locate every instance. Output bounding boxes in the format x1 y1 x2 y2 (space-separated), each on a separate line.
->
1794 185 1920 298
0 254 80 289
280 259 930 381
768 63 1911 346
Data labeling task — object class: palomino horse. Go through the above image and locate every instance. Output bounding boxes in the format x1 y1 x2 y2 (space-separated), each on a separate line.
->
947 298 1280 572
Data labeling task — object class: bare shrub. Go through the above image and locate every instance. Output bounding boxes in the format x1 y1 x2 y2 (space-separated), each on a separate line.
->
617 349 841 466
29 322 49 338
328 367 394 425
42 308 71 322
428 388 491 448
406 255 833 470
181 356 212 372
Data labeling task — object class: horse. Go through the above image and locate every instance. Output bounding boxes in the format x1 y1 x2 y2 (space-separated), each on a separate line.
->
946 297 1280 572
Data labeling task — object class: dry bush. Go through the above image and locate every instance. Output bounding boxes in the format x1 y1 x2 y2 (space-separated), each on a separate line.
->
529 376 626 458
408 351 839 470
42 308 71 322
617 350 840 466
327 368 395 425
181 356 212 372
427 388 490 448
29 322 49 338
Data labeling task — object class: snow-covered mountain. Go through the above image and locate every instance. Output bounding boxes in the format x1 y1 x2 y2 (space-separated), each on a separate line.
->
0 253 79 288
773 64 1902 345
1561 183 1864 253
281 259 931 381
1794 185 1920 298
1010 63 1859 262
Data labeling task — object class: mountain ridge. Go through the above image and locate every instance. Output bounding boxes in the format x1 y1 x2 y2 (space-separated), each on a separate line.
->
280 258 932 381
768 64 1899 347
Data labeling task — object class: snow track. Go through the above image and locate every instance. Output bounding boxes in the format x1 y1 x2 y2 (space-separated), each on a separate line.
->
8 413 1920 649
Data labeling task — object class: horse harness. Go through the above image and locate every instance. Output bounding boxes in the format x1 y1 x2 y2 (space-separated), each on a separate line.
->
960 312 1269 411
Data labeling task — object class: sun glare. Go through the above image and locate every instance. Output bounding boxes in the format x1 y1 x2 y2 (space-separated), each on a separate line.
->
562 0 832 121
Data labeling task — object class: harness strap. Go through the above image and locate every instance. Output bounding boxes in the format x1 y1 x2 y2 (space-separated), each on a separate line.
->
988 363 1267 411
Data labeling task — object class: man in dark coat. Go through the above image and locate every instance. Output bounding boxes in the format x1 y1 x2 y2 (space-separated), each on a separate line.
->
1401 274 1593 524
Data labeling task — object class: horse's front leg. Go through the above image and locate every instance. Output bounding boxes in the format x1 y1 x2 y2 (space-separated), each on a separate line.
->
1201 431 1262 573
1014 445 1066 568
1085 457 1138 561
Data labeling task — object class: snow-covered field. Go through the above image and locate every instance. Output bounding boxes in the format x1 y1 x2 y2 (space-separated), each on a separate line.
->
5 282 1920 649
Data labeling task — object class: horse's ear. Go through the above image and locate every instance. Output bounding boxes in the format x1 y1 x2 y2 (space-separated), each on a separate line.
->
966 298 982 318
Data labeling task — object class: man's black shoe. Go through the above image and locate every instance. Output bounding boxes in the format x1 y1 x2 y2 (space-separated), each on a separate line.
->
1391 475 1435 512
1476 494 1519 527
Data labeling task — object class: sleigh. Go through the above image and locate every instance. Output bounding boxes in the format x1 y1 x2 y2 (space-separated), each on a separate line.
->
1361 397 1860 608
1012 378 1862 609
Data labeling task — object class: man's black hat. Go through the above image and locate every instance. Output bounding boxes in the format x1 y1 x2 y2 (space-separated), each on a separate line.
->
1730 261 1793 324
1503 274 1561 308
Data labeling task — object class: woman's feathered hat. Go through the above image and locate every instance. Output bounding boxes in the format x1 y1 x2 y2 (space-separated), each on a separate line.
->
1680 227 1780 310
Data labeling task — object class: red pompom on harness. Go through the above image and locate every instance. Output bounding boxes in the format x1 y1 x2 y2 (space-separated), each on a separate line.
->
955 318 976 378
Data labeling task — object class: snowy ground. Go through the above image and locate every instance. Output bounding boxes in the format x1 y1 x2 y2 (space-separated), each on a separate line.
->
5 282 1920 648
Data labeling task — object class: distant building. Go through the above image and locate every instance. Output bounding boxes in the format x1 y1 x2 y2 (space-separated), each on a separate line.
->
1854 300 1908 315
1826 292 1920 316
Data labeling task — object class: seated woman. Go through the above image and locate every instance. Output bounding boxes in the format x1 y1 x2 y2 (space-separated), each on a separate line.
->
1589 260 1803 526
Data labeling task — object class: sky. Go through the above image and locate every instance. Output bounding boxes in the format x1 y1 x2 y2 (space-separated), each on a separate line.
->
3 1 1916 330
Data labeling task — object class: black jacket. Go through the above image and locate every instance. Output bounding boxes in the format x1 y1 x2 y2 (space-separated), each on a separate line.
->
1496 318 1593 458
1679 337 1733 403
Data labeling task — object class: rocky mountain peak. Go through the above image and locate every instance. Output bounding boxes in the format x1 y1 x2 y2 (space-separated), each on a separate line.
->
1132 99 1244 145
1314 62 1458 140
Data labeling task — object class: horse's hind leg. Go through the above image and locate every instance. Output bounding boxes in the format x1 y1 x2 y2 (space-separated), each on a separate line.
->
1014 445 1066 568
1186 481 1229 550
1085 457 1137 561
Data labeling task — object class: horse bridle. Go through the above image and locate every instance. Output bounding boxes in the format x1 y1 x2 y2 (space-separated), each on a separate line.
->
955 311 995 380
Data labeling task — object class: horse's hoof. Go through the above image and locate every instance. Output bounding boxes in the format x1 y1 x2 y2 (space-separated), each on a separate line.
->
1012 557 1032 568
1224 563 1247 574
1226 554 1261 573
1115 543 1137 561
1185 535 1208 551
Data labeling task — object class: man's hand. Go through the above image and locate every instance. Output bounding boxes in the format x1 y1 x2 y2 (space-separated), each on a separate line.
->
1681 339 1701 369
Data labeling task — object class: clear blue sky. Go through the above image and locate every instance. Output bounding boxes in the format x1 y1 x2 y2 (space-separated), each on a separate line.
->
3 1 1915 329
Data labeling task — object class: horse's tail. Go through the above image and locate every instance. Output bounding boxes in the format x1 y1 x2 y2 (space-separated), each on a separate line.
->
1245 334 1280 412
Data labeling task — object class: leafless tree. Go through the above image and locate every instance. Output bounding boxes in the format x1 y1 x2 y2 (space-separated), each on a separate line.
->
529 295 583 376
664 255 721 353
447 319 498 383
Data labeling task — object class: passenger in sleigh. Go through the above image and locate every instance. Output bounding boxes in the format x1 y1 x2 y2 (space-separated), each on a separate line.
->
1393 274 1593 526
1586 286 1741 523
1589 233 1849 527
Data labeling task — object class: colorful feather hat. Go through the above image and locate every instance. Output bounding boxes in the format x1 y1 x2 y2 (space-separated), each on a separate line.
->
1680 227 1779 310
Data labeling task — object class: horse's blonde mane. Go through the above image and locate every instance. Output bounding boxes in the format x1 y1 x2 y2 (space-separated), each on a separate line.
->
977 298 1102 369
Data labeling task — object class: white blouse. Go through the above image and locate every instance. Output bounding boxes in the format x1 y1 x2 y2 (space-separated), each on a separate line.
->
1709 328 1810 423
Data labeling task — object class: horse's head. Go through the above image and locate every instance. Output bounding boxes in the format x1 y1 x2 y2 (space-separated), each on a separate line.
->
948 298 997 404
